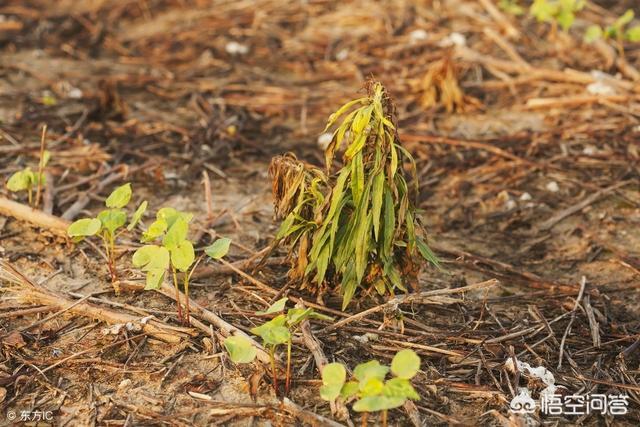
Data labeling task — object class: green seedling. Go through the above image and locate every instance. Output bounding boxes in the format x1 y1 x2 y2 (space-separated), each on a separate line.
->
68 183 146 289
585 9 640 43
249 297 332 395
320 349 421 427
6 150 50 207
224 335 258 363
530 0 585 31
269 81 439 310
134 208 199 324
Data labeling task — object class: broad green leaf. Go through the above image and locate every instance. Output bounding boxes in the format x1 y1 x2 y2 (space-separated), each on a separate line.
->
205 237 232 260
341 381 360 399
163 216 189 249
359 377 384 397
105 183 132 208
391 349 421 379
142 218 167 243
67 218 101 238
353 395 405 412
383 378 420 400
127 200 148 231
132 245 170 271
224 336 257 364
157 207 193 228
354 360 389 383
319 363 346 401
256 297 288 315
261 325 290 346
285 308 313 326
584 25 602 43
144 269 165 290
97 209 127 236
250 314 287 339
626 26 640 42
170 240 195 272
6 169 33 192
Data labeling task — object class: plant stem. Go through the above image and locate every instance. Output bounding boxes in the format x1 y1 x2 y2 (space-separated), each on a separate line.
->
285 338 292 395
35 124 47 209
183 273 190 326
382 409 387 427
270 346 278 396
172 267 182 321
361 412 368 427
27 187 33 207
103 235 117 289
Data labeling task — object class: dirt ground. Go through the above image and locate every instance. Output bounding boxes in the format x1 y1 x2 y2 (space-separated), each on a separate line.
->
1 0 639 426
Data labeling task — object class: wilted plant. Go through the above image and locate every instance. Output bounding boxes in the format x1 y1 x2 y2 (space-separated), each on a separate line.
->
320 349 421 426
270 81 439 310
585 9 640 43
68 183 146 290
248 297 331 395
133 208 231 324
6 150 50 207
530 0 585 31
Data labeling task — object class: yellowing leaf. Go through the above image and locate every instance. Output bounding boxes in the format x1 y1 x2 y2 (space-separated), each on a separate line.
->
224 336 257 364
205 237 231 260
67 218 102 238
105 183 132 209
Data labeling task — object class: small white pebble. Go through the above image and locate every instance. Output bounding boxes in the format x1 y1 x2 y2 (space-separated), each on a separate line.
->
546 181 560 193
225 41 249 55
409 29 428 43
505 199 517 210
587 81 615 96
439 32 466 47
582 145 596 155
68 87 83 99
317 132 333 150
335 48 349 61
519 192 532 201
119 379 132 389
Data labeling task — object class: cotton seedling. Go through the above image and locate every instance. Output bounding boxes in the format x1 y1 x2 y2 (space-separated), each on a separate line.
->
269 81 439 310
585 9 640 43
68 183 147 290
320 349 421 426
6 150 51 207
530 0 585 31
134 208 232 324
249 297 332 395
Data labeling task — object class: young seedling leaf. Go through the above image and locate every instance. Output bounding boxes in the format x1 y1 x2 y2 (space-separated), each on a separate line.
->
67 218 102 238
224 336 258 364
256 297 287 315
170 240 195 272
319 363 346 401
261 325 291 346
144 268 165 290
340 381 360 399
127 200 148 231
359 377 384 397
142 218 167 243
132 245 170 272
97 209 127 235
353 395 405 412
250 314 287 338
6 169 33 192
391 349 421 379
163 216 189 249
157 207 193 228
205 237 232 260
105 183 132 208
353 360 389 383
383 377 420 400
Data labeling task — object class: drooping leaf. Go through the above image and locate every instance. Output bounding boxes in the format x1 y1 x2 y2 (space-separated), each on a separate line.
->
260 325 291 346
67 218 102 238
127 200 148 231
144 269 165 290
250 315 287 340
319 363 346 401
205 237 232 260
224 336 257 364
105 183 132 208
391 349 421 379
